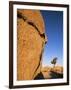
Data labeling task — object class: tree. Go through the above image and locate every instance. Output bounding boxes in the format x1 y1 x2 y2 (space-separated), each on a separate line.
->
51 57 58 68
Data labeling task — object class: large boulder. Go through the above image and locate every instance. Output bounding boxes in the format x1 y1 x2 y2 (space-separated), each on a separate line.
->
17 9 47 80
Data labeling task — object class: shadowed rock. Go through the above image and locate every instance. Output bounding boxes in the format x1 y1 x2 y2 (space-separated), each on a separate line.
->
34 72 44 80
41 66 63 79
50 71 63 79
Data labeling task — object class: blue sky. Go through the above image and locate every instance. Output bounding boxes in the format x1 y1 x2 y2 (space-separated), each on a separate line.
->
40 10 63 66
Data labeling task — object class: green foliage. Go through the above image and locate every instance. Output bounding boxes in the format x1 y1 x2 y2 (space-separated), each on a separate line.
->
51 57 58 67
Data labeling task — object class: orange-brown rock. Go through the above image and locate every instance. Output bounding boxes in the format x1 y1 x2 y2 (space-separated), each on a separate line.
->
17 9 47 80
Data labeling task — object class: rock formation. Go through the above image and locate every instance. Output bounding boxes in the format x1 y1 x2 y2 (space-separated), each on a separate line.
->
17 9 47 80
41 66 63 79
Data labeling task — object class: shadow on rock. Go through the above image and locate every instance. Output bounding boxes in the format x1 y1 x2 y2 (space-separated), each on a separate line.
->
34 72 44 80
50 71 63 79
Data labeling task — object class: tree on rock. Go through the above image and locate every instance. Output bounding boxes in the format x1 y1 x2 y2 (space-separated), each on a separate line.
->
51 57 58 68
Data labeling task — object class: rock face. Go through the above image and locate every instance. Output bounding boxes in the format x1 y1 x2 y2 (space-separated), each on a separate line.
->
17 9 47 80
41 67 52 79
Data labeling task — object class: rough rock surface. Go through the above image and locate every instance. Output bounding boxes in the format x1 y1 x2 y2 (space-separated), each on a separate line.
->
17 9 47 80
